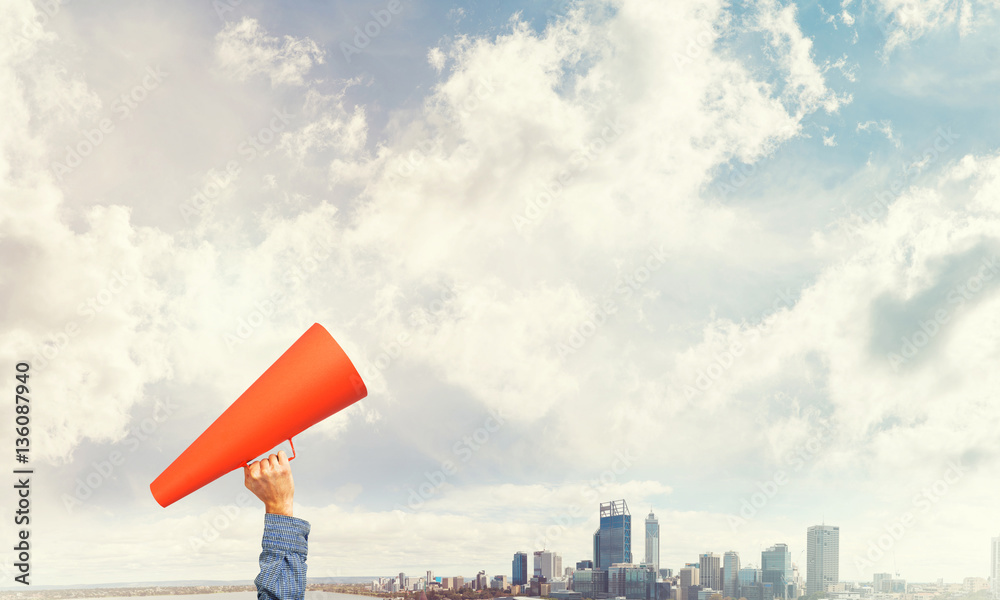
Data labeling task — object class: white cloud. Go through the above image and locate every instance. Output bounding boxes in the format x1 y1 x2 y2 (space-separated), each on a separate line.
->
213 17 325 87
826 54 858 82
7 0 999 587
447 7 467 24
686 146 1000 480
751 0 852 116
858 119 901 147
0 3 177 465
278 87 369 164
428 46 447 73
873 0 1000 54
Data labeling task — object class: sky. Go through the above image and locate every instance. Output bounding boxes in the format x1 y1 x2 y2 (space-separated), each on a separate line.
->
1 0 1000 589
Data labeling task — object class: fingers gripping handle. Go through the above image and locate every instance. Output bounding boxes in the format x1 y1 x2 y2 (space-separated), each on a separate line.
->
244 438 296 467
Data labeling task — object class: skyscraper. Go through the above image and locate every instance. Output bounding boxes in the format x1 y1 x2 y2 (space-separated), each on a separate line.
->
873 573 892 593
806 525 839 594
680 565 700 600
738 566 761 592
700 553 721 591
537 550 563 579
646 511 660 574
596 499 632 569
762 544 791 599
723 551 741 598
992 536 1000 600
535 551 544 578
513 551 528 585
594 529 602 567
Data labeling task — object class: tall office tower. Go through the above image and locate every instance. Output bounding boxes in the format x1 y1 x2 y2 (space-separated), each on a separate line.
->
700 553 721 591
597 500 633 569
762 544 792 599
646 511 661 574
806 525 839 594
426 571 433 590
723 551 741 598
513 551 528 585
594 529 602 567
739 566 761 596
873 573 892 593
535 551 545 577
578 560 595 570
399 573 406 591
538 551 563 579
680 565 701 600
992 537 1000 600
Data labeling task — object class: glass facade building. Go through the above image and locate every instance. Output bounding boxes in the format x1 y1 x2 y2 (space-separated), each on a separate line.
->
513 551 528 586
723 551 740 599
608 564 657 600
646 512 660 574
762 544 791 599
739 566 761 598
742 582 774 600
574 568 610 599
596 500 632 569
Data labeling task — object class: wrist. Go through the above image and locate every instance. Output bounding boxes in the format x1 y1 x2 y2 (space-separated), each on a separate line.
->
265 501 294 517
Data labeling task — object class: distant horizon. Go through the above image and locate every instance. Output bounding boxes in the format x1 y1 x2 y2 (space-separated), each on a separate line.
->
1 573 985 593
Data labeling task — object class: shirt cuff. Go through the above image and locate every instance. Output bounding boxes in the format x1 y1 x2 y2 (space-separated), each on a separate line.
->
262 513 311 555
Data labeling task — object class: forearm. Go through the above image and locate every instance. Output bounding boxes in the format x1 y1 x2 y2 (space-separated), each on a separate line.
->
255 513 310 600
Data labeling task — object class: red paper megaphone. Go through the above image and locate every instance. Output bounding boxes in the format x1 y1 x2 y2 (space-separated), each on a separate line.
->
150 323 367 508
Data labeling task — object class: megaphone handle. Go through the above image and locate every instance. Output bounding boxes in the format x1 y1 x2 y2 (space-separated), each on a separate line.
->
244 438 296 467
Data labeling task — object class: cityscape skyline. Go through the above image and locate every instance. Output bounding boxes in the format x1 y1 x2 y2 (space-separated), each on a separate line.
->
370 499 997 592
363 499 998 600
345 508 997 589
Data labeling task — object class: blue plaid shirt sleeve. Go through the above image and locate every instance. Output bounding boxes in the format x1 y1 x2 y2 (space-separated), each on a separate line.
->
255 513 310 600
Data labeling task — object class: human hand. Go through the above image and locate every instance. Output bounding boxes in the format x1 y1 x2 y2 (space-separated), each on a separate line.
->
244 450 295 517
